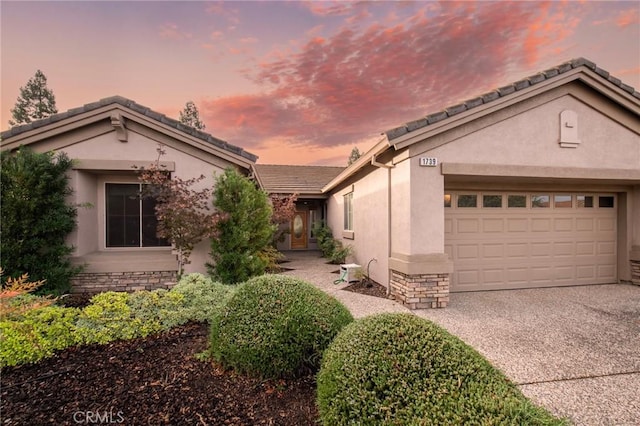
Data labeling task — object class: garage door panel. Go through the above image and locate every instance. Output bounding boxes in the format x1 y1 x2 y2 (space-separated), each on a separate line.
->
554 218 573 231
447 192 617 292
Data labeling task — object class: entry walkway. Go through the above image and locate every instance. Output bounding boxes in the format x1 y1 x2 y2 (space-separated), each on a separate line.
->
281 250 640 426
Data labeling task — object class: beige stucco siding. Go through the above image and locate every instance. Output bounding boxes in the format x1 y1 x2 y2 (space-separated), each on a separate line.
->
327 166 390 287
416 94 639 169
30 125 232 275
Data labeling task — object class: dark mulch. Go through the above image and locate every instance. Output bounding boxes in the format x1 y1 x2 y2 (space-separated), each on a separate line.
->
1 323 318 425
343 279 389 299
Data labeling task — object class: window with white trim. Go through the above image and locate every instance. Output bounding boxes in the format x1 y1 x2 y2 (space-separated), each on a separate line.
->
105 183 169 247
343 192 353 231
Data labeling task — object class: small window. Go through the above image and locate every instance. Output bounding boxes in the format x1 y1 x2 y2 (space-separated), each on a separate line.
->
343 192 353 230
554 195 572 208
444 194 451 208
598 196 614 208
457 194 477 208
483 195 502 208
508 195 526 208
531 195 550 208
576 195 594 208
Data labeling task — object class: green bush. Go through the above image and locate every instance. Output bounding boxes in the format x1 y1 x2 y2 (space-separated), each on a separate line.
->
0 305 80 367
207 168 275 284
1 148 81 295
209 274 353 379
312 221 351 264
127 289 186 329
317 313 565 425
171 273 237 322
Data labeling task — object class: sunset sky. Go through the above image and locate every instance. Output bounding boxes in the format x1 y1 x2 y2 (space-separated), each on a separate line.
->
1 1 639 165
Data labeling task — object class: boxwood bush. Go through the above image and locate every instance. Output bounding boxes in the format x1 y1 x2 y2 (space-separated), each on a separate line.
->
317 313 566 425
171 273 236 322
209 274 353 379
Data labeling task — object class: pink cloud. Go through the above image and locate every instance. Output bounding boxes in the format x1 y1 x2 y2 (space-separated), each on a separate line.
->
616 9 639 28
199 2 603 152
159 23 192 40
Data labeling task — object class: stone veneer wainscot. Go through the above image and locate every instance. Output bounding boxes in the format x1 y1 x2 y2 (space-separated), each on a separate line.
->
71 271 177 295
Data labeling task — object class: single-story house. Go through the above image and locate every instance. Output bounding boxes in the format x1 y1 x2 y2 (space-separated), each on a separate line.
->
0 96 257 294
2 58 639 307
315 57 640 308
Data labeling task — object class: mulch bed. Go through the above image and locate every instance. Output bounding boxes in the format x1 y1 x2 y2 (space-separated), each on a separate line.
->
343 279 389 299
1 323 318 425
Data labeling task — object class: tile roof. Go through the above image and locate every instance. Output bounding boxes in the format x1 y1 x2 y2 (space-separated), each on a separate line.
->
253 164 345 195
0 95 257 162
385 57 640 141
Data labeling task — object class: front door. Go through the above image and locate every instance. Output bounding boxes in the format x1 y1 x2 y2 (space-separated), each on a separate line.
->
291 210 308 249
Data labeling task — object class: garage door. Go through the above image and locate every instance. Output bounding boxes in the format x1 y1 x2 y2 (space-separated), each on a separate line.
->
445 192 617 292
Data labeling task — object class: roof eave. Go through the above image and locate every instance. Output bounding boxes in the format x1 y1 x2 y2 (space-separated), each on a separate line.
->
322 137 391 193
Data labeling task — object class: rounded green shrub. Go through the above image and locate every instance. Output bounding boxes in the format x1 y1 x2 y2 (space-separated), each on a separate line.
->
317 313 564 425
209 274 353 379
171 273 236 322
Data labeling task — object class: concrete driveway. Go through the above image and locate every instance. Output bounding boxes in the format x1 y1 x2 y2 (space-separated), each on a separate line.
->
416 284 640 425
282 252 640 425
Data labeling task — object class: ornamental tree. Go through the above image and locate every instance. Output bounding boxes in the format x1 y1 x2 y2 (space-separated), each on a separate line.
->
137 146 223 276
269 193 298 245
9 70 58 126
207 168 275 284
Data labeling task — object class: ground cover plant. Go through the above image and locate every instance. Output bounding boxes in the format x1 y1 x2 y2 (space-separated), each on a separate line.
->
0 273 236 367
209 274 353 379
317 313 567 425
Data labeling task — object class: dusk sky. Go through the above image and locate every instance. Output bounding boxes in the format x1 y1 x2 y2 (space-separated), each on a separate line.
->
2 1 639 165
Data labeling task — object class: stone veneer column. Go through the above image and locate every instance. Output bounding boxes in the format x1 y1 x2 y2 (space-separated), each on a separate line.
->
390 270 449 309
388 253 453 309
631 246 640 286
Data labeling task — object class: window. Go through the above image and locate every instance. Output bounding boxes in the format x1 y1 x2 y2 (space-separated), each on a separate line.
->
457 194 477 208
483 195 502 208
343 192 353 231
508 195 526 208
554 195 572 208
531 195 550 208
576 195 594 208
444 194 451 208
598 196 614 208
106 183 169 248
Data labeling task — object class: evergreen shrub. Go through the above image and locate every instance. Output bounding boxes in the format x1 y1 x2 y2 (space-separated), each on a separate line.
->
317 313 566 425
209 275 353 379
171 273 237 322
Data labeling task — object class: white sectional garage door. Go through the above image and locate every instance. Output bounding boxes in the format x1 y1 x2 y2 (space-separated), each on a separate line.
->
445 192 617 292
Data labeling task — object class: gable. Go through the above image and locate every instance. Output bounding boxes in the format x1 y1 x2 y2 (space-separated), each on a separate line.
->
0 96 257 170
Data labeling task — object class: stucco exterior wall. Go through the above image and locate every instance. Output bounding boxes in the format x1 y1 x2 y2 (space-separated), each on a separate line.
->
327 166 390 287
32 125 234 275
418 94 639 168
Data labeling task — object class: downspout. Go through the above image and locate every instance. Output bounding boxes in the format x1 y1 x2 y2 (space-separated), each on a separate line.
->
370 154 394 295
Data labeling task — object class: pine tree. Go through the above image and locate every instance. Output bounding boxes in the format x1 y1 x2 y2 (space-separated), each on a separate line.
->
207 168 275 284
348 147 361 165
179 101 206 130
9 70 58 126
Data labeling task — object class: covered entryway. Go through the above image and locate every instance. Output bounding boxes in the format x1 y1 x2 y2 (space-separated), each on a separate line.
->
445 191 617 292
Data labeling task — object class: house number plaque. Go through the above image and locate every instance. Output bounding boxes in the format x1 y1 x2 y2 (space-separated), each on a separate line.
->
419 157 438 167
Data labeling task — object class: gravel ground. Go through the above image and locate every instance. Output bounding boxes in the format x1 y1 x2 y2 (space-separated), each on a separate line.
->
282 251 640 426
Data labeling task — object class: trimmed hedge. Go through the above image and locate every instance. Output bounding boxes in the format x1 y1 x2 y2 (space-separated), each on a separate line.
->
317 313 566 425
209 274 353 379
